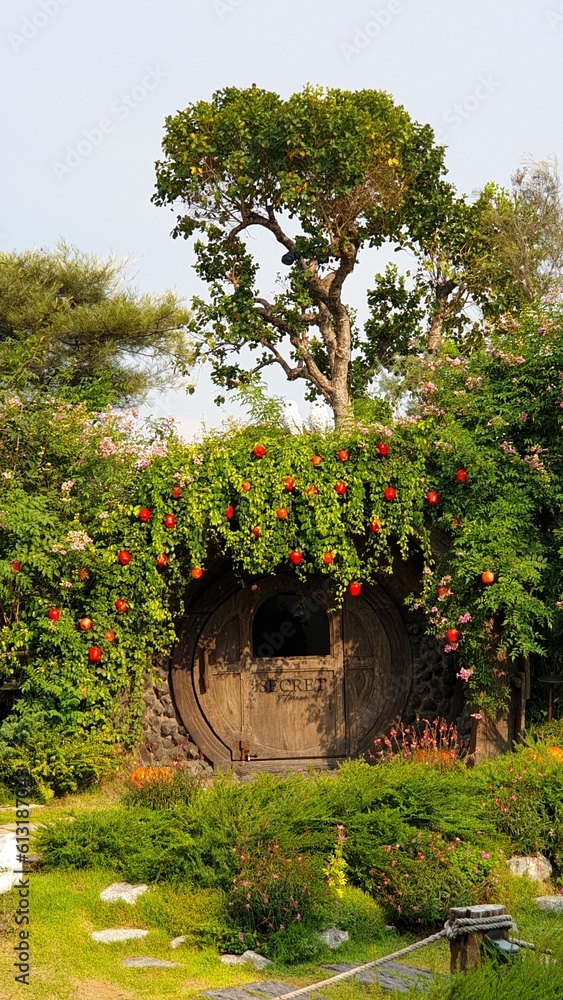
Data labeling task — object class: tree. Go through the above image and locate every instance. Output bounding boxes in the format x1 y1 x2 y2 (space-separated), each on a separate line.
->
0 242 192 405
153 85 451 428
360 158 563 375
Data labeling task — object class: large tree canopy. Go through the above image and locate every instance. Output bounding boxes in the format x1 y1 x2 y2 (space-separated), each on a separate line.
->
0 243 192 406
153 85 453 427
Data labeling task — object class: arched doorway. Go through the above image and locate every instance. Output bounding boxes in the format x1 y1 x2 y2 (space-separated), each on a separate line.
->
171 574 412 771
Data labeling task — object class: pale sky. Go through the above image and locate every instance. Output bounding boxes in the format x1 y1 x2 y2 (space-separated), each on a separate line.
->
2 0 562 437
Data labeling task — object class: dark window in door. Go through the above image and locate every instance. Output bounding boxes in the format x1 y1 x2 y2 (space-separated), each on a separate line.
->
252 592 330 658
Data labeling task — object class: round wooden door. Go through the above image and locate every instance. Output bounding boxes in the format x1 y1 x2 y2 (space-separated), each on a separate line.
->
171 575 411 770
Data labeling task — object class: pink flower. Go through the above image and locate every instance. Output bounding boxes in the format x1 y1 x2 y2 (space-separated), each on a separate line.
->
456 667 474 682
458 612 472 624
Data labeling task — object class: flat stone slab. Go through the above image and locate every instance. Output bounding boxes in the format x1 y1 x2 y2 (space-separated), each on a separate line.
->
322 961 432 994
170 934 187 949
244 983 296 997
204 990 264 1000
122 956 181 967
205 989 325 1000
91 928 148 943
100 882 148 904
535 895 563 912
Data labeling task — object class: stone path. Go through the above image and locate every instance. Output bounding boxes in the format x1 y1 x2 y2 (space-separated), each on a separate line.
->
323 961 433 994
204 963 434 999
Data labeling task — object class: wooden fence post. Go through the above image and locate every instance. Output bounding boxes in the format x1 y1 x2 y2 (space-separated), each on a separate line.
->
448 904 508 973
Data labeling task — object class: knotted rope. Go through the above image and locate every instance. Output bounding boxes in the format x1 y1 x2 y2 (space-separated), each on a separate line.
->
444 913 514 940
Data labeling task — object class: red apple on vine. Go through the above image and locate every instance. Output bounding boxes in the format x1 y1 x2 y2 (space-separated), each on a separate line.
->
446 628 459 644
225 505 235 520
377 442 389 456
334 481 347 496
163 514 176 529
311 455 323 467
115 599 127 613
171 486 182 499
384 487 396 502
156 553 168 567
10 561 21 573
47 608 61 621
253 443 266 458
426 491 439 506
251 526 261 538
138 507 151 522
105 630 115 643
88 646 102 662
337 450 349 462
289 550 302 565
370 520 381 533
276 507 289 520
284 477 295 491
241 480 251 492
79 617 93 632
455 469 468 483
306 485 319 496
481 571 495 585
322 552 334 565
348 582 362 597
191 567 203 579
118 550 131 565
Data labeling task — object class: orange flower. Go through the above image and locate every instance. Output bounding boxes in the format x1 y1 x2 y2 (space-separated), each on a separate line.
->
129 765 174 788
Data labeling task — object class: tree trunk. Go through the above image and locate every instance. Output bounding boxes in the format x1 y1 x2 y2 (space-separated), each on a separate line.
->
426 279 456 354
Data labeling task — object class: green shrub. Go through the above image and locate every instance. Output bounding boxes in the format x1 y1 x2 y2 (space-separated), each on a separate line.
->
123 762 207 808
355 831 503 928
0 723 119 800
477 746 563 865
227 842 334 944
332 885 386 942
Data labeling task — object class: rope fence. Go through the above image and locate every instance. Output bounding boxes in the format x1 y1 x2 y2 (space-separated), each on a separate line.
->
267 912 516 1000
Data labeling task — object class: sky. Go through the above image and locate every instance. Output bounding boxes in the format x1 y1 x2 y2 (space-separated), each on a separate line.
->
1 0 562 438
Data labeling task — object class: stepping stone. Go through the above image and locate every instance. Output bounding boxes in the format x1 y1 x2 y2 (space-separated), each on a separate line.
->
0 833 18 895
535 895 563 912
322 961 432 994
92 928 148 943
244 983 296 997
122 956 181 967
204 990 263 1000
509 855 552 881
100 882 148 904
170 935 187 949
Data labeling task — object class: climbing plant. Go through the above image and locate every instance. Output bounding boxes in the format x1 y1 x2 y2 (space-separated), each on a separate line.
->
2 309 563 792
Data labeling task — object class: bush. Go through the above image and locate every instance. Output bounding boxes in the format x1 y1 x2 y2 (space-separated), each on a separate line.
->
352 830 504 928
227 842 334 943
332 885 386 942
0 723 119 800
123 763 207 808
477 745 563 867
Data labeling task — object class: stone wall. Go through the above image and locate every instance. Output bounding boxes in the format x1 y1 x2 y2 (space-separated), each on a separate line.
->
140 661 209 769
